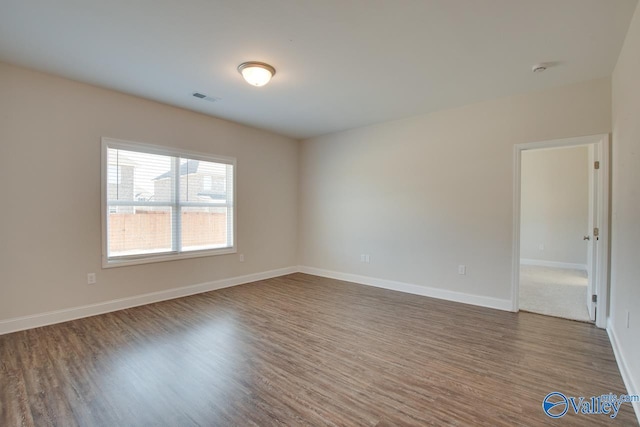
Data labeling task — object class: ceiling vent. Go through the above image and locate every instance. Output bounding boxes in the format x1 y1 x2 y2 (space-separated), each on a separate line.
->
192 92 220 103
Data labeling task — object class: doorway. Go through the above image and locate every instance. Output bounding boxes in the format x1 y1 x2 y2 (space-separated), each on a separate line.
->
512 135 609 328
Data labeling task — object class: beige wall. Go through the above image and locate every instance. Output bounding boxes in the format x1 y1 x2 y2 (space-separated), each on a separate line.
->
299 78 611 301
520 146 589 266
612 1 640 400
0 62 298 321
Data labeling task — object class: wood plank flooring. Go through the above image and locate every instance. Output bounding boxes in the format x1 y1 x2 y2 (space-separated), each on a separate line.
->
0 273 636 426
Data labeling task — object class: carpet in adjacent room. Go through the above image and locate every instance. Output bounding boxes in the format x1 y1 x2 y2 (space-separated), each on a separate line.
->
519 265 591 322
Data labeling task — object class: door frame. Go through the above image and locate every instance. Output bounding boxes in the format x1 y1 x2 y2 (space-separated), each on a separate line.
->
511 134 610 328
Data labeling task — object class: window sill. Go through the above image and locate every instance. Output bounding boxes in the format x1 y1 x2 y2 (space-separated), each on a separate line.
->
102 246 237 268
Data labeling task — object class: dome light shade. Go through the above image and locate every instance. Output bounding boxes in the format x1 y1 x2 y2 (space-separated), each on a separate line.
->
237 61 276 87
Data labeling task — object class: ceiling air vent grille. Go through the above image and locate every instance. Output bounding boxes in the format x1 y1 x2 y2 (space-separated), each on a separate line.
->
192 92 220 103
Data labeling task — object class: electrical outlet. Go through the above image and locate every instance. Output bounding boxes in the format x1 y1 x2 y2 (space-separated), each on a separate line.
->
239 254 245 262
538 244 545 251
87 273 96 285
360 254 370 263
458 265 466 275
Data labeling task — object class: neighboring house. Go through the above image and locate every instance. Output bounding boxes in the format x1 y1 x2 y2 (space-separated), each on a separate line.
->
153 160 227 208
107 151 136 213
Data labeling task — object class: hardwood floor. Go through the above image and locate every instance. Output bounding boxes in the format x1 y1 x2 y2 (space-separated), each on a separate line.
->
0 273 636 426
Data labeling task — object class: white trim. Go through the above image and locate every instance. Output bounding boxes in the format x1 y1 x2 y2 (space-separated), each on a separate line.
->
511 145 521 312
0 266 297 336
101 137 238 268
586 144 597 321
103 247 237 268
299 266 512 311
512 134 610 327
594 136 610 328
607 322 640 424
515 134 606 151
520 259 587 271
101 137 237 165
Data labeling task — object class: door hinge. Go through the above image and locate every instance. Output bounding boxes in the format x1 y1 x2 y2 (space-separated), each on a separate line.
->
594 227 599 237
594 161 600 170
592 295 598 303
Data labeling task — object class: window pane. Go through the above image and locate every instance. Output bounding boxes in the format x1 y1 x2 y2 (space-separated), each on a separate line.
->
107 148 173 202
104 139 235 265
181 206 229 251
180 158 230 203
108 207 173 257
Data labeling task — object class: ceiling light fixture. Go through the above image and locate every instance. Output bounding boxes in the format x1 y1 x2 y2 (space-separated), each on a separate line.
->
237 61 276 87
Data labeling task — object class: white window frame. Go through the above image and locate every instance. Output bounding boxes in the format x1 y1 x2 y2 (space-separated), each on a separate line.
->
101 137 237 268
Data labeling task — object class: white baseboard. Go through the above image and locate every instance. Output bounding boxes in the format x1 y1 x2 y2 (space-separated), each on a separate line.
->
520 258 587 271
298 266 512 312
0 266 297 336
607 321 640 424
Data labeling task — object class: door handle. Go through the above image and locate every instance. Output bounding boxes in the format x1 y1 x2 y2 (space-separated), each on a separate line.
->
583 235 591 241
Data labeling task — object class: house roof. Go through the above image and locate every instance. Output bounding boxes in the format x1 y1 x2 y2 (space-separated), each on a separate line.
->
154 160 199 180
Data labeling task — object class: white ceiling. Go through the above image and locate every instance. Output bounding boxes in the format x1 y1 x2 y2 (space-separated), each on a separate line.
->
0 0 637 139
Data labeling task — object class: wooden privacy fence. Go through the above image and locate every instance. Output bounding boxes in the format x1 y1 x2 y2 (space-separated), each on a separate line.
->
109 211 227 252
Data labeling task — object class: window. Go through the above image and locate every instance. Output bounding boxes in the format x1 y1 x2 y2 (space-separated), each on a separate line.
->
102 138 236 267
